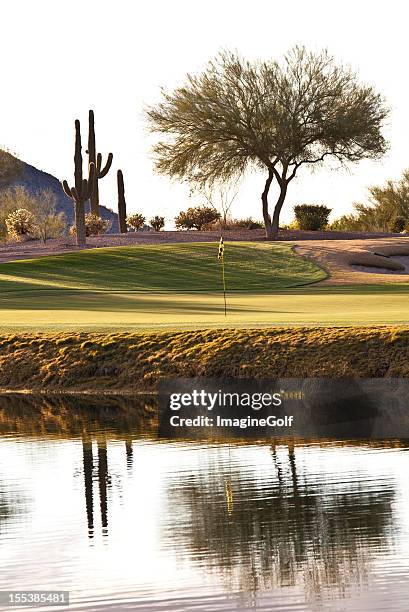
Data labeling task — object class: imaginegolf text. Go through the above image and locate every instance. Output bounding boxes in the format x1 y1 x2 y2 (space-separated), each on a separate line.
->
169 389 282 411
170 415 294 429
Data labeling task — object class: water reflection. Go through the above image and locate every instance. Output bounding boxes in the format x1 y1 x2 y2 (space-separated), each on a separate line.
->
0 394 408 611
164 441 396 605
82 436 94 537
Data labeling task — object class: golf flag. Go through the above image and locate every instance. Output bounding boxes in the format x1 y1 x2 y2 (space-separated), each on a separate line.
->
217 236 227 316
218 236 224 260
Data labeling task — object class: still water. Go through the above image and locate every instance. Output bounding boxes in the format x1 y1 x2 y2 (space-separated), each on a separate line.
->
0 395 409 611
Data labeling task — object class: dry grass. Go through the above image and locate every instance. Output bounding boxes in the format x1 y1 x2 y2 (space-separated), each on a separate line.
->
0 327 408 393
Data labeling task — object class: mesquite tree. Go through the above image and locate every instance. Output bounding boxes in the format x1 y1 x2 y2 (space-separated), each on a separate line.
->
146 47 389 239
62 119 94 247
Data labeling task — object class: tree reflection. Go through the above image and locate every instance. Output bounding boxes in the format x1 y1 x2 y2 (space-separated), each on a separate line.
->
82 436 94 538
164 443 396 605
80 436 112 539
97 439 109 536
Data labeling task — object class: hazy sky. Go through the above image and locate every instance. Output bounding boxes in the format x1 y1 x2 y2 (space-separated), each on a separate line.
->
1 0 409 225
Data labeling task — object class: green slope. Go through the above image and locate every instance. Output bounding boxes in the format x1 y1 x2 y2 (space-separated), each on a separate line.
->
0 242 326 292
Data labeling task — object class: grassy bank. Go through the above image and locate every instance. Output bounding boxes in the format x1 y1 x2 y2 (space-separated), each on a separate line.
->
0 327 408 392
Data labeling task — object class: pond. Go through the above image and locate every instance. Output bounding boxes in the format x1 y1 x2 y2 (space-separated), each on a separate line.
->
0 394 408 611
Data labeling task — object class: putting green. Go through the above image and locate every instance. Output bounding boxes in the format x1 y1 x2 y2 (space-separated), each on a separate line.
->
0 242 408 330
0 286 408 331
0 242 325 292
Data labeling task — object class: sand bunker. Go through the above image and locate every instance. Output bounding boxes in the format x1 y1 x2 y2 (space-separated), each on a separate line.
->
295 238 409 285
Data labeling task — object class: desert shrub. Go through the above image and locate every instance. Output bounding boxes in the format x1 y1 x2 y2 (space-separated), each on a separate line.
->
229 217 264 230
329 215 363 232
0 186 68 242
34 212 66 243
150 215 165 231
70 213 110 237
329 210 404 233
30 189 66 243
5 208 36 240
331 170 409 233
294 204 332 231
280 219 300 230
127 213 146 231
0 186 35 238
175 206 220 230
391 216 407 233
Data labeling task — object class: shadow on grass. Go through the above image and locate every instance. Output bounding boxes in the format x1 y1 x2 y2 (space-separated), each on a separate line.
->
0 290 308 315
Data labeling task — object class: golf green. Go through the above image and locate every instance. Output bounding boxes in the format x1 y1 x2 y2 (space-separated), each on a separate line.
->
0 242 408 330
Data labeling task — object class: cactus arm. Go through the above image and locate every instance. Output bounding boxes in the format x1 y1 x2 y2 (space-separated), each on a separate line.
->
62 180 73 198
88 110 96 165
98 152 113 178
71 187 79 202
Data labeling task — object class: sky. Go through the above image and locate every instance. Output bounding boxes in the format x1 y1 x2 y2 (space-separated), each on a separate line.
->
1 0 409 226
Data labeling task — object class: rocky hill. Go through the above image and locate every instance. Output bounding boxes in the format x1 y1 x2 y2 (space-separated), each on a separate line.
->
1 152 119 232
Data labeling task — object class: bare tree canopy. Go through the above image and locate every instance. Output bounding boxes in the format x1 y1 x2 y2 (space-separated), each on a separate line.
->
146 47 389 238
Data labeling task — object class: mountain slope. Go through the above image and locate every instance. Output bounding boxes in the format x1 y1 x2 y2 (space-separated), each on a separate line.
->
1 152 119 232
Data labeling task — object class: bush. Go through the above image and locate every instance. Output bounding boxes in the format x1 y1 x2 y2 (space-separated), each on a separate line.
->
281 219 300 231
127 213 146 231
1 186 68 242
5 208 36 240
34 212 66 243
70 213 110 237
293 204 332 231
0 187 37 238
30 189 66 243
392 216 407 233
150 215 165 231
329 215 362 232
228 217 264 230
175 206 220 230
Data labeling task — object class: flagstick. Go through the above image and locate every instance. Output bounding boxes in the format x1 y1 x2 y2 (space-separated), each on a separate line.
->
221 255 227 317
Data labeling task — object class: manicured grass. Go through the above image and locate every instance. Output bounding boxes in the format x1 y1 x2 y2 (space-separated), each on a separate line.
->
0 242 408 330
0 242 325 292
0 286 408 330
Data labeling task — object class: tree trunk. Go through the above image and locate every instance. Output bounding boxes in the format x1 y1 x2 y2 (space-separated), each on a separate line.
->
261 170 274 239
75 200 87 247
271 183 288 240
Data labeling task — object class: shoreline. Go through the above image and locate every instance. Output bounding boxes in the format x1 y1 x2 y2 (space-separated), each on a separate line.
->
0 326 407 393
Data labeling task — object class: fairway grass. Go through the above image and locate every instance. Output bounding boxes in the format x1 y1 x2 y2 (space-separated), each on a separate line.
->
0 286 408 331
0 242 408 330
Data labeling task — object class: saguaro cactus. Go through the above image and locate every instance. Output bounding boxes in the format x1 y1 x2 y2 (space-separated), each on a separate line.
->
88 109 113 216
62 119 94 247
117 169 127 233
